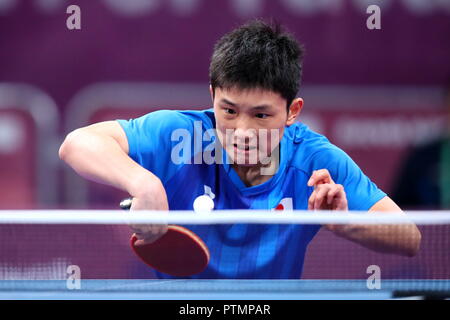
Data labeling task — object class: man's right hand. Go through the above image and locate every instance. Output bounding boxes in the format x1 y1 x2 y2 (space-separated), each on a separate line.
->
126 177 169 246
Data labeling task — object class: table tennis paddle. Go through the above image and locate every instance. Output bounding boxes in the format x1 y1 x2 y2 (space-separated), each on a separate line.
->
120 198 210 277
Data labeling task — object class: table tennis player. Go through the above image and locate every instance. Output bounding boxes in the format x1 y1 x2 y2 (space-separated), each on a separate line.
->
59 19 421 279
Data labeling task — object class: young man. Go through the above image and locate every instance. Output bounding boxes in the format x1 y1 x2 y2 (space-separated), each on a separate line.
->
59 20 421 279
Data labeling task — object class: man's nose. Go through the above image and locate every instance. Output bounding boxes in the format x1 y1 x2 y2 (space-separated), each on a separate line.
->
234 128 257 144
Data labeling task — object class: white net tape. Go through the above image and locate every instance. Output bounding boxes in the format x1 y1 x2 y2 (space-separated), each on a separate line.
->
0 210 449 224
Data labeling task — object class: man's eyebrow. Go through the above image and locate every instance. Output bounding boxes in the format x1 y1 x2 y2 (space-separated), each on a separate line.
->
220 98 237 106
252 105 272 111
219 99 272 110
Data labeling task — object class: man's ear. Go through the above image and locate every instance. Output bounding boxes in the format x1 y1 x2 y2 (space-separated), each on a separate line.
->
286 98 304 126
209 85 214 102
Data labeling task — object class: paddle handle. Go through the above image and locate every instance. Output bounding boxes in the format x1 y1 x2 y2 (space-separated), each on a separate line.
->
120 197 133 210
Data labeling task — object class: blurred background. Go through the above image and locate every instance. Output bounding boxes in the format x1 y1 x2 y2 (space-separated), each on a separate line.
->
0 0 449 210
0 0 449 280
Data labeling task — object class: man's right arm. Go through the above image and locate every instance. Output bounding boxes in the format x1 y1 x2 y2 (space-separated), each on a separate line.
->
59 121 157 197
59 120 169 243
60 120 170 209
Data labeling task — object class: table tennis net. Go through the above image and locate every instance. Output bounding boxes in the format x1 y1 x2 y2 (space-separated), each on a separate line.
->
0 210 448 296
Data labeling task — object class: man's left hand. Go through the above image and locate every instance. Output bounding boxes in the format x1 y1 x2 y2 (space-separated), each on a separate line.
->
307 169 348 211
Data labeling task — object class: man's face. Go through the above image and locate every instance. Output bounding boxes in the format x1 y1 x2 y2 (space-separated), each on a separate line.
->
212 86 301 167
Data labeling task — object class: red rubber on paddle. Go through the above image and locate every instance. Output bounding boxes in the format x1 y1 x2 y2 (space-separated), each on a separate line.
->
131 225 210 277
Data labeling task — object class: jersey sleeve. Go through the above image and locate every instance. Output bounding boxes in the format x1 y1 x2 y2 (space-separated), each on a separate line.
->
312 145 387 211
116 110 193 184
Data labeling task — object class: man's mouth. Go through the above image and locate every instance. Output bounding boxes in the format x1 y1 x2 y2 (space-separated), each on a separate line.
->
233 143 257 151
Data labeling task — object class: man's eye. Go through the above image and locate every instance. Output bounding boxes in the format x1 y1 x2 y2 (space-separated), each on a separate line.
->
255 113 268 119
224 108 236 114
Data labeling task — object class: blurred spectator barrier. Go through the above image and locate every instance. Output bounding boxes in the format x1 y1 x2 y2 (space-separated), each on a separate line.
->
0 83 59 208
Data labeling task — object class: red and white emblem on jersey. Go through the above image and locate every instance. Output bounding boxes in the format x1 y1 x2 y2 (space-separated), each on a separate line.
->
274 198 293 211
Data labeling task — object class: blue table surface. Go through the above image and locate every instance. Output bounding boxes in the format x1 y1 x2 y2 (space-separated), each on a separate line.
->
0 279 448 300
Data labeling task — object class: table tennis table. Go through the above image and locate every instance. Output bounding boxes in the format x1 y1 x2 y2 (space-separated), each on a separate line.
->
0 279 448 300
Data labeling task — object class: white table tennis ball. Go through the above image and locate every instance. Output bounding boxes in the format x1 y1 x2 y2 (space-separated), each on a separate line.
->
193 195 214 213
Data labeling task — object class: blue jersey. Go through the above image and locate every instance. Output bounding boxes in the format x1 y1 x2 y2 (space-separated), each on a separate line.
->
117 109 386 279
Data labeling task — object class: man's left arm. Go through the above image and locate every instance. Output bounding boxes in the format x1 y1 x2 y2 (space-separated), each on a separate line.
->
308 170 422 257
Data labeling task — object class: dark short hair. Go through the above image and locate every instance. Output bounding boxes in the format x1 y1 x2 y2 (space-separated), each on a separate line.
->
209 19 304 109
